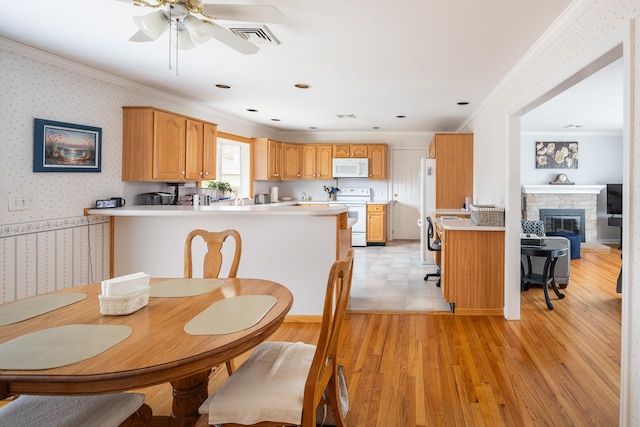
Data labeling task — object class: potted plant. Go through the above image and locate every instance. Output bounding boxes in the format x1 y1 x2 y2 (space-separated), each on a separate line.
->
205 181 234 199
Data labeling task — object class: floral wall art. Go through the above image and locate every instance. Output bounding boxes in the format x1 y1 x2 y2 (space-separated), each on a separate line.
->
535 141 578 169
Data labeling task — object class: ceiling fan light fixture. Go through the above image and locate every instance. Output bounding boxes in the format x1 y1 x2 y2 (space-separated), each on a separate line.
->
183 15 214 43
133 11 168 40
174 28 196 50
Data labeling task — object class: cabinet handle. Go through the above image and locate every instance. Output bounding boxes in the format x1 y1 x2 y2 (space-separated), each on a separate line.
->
181 171 185 175
199 171 203 176
204 171 209 176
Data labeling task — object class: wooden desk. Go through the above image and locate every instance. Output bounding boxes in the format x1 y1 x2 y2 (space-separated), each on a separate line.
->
0 278 293 426
436 218 505 315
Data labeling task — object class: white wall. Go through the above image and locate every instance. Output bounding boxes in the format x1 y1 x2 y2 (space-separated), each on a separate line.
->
521 131 623 241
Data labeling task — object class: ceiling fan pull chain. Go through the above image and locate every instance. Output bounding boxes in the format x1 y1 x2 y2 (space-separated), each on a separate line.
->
175 20 180 76
168 4 173 72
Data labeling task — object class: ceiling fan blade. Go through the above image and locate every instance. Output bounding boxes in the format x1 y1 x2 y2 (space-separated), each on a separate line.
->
200 4 284 24
210 22 259 54
129 30 156 42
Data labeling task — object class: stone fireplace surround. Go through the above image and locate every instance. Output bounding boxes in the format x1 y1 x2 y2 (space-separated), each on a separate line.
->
521 185 605 243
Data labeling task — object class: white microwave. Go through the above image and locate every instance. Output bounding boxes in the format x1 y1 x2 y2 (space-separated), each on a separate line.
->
332 158 369 178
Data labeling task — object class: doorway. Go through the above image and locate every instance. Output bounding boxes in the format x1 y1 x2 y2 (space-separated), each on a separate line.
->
512 44 627 423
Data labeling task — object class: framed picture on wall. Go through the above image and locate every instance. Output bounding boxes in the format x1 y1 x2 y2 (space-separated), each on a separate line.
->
535 141 578 169
33 118 102 172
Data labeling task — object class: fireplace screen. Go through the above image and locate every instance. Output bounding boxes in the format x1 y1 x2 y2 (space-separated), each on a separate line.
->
539 209 585 242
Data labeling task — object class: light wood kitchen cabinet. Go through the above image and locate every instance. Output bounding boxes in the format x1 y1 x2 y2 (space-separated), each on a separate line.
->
366 204 387 244
437 221 504 315
185 121 217 181
122 106 217 182
333 144 368 158
301 144 333 179
282 143 301 179
367 144 387 180
429 133 473 209
254 138 283 180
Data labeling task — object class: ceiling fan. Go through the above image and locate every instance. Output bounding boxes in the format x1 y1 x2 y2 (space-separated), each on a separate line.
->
118 0 284 55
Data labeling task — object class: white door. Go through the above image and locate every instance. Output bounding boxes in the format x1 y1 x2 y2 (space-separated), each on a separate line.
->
392 148 427 239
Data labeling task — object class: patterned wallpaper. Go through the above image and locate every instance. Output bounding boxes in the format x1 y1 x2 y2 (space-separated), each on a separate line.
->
0 47 268 302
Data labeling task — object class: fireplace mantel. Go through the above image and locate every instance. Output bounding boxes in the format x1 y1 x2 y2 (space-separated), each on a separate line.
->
521 185 605 194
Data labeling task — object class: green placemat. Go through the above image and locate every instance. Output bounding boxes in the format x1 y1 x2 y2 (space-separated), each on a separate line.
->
0 293 87 326
185 295 277 335
0 324 132 370
149 278 225 297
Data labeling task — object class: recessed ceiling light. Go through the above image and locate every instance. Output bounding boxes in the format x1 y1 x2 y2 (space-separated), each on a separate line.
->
372 126 380 130
294 83 310 89
563 124 584 128
396 115 406 118
246 109 258 112
216 84 232 89
457 101 469 105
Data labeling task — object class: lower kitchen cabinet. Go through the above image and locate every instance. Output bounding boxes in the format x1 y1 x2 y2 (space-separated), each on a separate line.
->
366 204 387 245
436 220 504 315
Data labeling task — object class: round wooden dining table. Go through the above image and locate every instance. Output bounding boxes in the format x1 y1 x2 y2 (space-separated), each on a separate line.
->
0 278 293 426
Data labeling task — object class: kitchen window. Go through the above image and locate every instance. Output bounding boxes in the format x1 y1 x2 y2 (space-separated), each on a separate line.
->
203 133 251 199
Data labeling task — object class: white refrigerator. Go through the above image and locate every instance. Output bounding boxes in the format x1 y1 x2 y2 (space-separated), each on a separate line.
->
418 158 437 265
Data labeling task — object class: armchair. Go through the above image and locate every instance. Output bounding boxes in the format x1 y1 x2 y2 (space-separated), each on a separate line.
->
521 220 571 288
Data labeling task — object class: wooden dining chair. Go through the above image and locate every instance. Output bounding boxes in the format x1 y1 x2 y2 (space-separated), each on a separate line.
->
184 229 242 280
0 393 151 427
195 249 354 427
185 229 242 376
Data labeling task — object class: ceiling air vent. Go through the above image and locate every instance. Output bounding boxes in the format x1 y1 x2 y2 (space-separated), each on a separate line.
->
337 114 356 119
228 25 280 45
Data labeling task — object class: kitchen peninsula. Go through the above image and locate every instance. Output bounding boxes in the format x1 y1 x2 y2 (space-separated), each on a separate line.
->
88 204 351 316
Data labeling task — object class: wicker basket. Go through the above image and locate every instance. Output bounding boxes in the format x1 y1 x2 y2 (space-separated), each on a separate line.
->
470 204 505 226
99 287 150 315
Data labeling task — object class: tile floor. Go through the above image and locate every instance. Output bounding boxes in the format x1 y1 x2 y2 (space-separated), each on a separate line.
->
348 240 452 312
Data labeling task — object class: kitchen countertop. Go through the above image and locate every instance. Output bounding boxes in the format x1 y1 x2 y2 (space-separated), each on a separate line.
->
87 204 347 217
436 217 505 232
435 208 471 216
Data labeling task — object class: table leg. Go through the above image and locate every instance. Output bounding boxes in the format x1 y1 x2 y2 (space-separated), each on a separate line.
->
548 257 566 300
169 369 211 427
542 256 554 310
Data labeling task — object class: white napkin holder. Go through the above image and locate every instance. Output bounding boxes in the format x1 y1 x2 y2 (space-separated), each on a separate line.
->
99 272 150 315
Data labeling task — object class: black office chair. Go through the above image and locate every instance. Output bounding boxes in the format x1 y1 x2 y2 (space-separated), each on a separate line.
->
423 216 441 287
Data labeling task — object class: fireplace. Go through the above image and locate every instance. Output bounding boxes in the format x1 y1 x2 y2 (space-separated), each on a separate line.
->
540 209 585 242
521 185 604 243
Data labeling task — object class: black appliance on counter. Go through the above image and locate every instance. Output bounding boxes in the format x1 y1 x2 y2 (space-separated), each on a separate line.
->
137 192 175 205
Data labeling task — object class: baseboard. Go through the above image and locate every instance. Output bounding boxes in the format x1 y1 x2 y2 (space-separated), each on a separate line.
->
284 315 322 323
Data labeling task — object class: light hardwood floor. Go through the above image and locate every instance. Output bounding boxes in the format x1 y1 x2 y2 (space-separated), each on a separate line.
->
142 245 622 426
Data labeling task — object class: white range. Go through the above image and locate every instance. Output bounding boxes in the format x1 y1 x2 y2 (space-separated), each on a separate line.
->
329 187 371 247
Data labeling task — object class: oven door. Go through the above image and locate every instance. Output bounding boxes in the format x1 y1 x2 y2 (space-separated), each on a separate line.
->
347 204 367 234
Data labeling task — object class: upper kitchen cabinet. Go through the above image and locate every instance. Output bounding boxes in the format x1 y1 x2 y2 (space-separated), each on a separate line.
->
429 133 473 209
282 143 302 179
301 144 333 179
333 144 368 158
122 106 217 182
185 120 217 181
254 138 283 180
367 144 387 180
